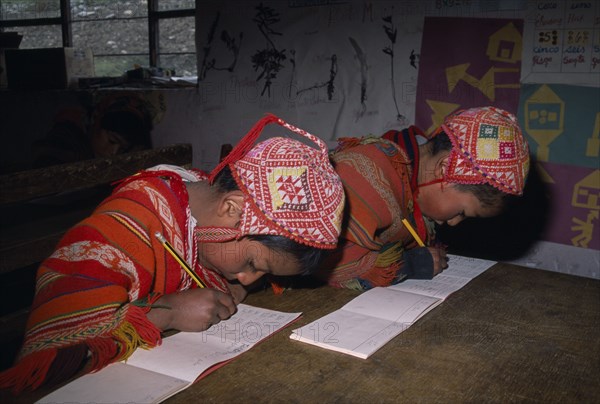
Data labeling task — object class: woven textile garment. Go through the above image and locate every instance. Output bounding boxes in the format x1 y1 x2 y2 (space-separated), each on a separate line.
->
0 113 345 394
434 106 530 195
0 166 227 393
321 127 434 290
202 114 344 249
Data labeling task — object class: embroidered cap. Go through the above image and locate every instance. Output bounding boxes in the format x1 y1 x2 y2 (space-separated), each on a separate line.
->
433 106 530 195
199 114 345 249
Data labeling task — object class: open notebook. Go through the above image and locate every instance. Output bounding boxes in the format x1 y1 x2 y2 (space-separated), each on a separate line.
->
290 254 497 359
38 304 301 404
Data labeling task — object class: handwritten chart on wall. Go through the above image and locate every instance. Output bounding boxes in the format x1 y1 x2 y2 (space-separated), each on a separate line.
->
521 0 600 86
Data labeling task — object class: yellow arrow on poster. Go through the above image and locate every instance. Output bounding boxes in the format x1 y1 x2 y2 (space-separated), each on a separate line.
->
586 112 600 157
424 100 460 136
493 67 521 89
445 64 519 102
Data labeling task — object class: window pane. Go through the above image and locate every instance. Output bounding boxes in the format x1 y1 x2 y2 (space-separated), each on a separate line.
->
0 0 61 20
71 0 147 20
15 25 62 49
159 16 195 75
72 19 148 71
159 54 196 76
94 55 148 77
159 16 194 53
72 19 149 76
158 0 195 11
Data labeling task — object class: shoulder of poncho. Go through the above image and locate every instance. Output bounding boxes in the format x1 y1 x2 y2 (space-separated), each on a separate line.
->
144 164 207 182
331 136 411 166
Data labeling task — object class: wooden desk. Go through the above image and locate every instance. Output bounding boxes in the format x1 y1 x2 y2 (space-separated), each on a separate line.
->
3 262 599 403
179 262 600 403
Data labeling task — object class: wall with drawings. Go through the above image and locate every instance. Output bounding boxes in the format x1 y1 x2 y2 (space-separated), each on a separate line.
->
0 1 596 277
185 0 599 278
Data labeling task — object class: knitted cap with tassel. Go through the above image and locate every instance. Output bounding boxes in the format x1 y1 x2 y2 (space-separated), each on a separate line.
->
197 114 345 249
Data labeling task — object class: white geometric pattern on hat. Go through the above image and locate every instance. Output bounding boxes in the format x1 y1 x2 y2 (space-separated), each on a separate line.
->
195 115 344 248
234 136 343 247
228 116 345 249
441 106 530 195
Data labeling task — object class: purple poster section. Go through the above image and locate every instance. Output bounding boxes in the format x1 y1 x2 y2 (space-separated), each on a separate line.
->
415 17 524 134
540 162 599 250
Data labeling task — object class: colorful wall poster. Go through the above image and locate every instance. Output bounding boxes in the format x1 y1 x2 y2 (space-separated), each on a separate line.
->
538 162 599 249
519 83 599 250
415 16 524 135
520 83 599 167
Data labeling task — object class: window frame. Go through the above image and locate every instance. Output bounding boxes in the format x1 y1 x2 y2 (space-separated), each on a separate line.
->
0 0 195 71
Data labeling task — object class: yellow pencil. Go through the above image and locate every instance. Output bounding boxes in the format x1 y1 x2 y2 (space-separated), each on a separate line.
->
401 218 425 247
154 231 206 288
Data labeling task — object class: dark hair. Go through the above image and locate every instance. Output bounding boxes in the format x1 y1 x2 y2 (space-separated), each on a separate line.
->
213 165 326 274
212 165 239 193
101 110 152 150
247 235 326 275
429 131 516 209
98 95 153 151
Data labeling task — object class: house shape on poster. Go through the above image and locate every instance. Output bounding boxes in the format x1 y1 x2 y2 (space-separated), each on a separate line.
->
524 84 564 161
487 22 522 63
572 170 600 210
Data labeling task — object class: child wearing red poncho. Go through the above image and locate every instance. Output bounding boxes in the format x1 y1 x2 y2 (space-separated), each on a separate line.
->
320 107 530 290
0 115 345 394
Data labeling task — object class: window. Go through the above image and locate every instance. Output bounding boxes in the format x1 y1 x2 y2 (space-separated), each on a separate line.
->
0 0 196 76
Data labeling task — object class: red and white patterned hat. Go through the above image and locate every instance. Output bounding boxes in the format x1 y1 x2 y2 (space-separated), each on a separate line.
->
199 114 345 249
434 106 530 195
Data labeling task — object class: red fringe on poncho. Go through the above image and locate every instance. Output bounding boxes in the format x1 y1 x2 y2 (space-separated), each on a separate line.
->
0 168 229 394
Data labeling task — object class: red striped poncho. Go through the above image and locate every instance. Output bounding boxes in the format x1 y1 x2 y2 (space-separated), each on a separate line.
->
320 128 435 290
0 166 230 393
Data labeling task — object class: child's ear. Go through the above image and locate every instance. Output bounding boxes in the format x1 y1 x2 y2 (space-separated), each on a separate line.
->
218 191 244 221
436 155 449 179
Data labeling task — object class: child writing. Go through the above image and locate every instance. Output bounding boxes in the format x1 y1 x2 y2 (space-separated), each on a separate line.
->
319 106 529 290
0 114 345 393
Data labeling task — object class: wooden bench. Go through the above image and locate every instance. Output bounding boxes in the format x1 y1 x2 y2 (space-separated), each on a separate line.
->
0 143 193 370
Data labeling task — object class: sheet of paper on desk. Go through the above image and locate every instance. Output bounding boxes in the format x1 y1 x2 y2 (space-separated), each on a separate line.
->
290 254 496 359
37 304 301 404
388 254 498 299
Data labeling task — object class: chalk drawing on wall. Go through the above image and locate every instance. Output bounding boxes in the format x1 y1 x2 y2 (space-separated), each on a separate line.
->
570 170 600 248
251 3 287 97
382 12 406 124
410 49 419 69
348 37 368 120
524 84 564 162
296 54 338 101
199 12 243 80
